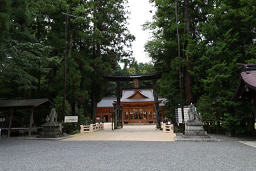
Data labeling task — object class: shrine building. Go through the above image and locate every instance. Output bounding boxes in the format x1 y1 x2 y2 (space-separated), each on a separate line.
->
96 89 167 123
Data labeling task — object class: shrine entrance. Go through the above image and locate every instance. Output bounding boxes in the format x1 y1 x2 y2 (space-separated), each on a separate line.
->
103 73 162 130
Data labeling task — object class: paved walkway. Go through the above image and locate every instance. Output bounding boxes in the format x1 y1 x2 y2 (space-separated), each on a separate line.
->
239 141 256 148
2 126 256 170
1 139 256 170
63 123 175 142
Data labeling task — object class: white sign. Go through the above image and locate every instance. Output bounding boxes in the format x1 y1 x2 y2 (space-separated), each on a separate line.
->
64 116 78 123
175 107 189 124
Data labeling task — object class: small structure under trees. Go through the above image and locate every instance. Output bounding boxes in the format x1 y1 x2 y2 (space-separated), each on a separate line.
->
0 99 51 137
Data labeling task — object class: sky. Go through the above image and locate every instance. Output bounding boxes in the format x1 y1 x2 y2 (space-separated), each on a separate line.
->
127 0 155 64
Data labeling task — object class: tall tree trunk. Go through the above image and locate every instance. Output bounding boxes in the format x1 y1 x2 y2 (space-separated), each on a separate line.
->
184 0 193 104
175 0 185 123
71 100 75 115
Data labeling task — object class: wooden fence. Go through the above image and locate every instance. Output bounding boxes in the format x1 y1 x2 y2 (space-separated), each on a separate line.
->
80 123 104 133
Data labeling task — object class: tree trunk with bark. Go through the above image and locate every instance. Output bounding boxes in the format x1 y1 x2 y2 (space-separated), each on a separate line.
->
184 0 193 104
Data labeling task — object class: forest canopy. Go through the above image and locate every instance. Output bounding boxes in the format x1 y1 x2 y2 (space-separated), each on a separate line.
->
0 0 134 123
146 0 256 135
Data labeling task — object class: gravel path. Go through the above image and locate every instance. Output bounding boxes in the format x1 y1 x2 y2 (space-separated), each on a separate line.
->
1 138 256 171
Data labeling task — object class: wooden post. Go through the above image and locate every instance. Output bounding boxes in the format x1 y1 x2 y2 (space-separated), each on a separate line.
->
252 97 256 129
153 81 161 129
8 110 14 137
113 103 117 129
29 108 34 136
120 105 123 128
111 111 114 130
116 81 121 128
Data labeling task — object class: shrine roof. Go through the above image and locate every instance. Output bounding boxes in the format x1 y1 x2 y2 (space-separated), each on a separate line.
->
97 89 167 107
237 63 256 91
234 63 256 99
121 89 154 102
241 70 256 91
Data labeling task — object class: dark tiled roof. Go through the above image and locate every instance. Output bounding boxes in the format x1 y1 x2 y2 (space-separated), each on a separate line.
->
0 98 50 109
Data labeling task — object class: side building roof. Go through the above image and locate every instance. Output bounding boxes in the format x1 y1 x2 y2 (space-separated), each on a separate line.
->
0 98 51 109
234 63 256 99
241 70 256 91
97 97 116 107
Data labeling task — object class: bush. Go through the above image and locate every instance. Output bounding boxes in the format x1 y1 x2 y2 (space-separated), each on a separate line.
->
62 109 89 134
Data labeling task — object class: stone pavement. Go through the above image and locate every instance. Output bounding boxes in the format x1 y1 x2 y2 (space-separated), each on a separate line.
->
63 123 175 142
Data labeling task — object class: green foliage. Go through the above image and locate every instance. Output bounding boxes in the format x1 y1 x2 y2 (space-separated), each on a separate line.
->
53 95 71 121
146 0 256 134
0 0 134 127
63 107 89 134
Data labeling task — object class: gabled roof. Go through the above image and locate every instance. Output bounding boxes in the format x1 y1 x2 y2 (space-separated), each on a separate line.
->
0 98 51 109
127 91 148 99
121 89 154 102
97 89 168 107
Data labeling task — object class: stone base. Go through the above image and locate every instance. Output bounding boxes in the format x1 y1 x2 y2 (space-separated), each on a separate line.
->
39 122 62 138
185 120 207 136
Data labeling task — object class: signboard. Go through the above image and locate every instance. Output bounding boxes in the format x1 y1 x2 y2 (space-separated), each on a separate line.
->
64 116 78 123
175 107 190 124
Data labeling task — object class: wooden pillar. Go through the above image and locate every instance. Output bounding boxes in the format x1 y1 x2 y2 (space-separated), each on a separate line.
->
252 97 256 129
120 105 123 128
128 109 130 121
29 108 34 136
153 80 161 129
111 110 114 130
116 81 121 128
113 103 117 129
8 110 14 137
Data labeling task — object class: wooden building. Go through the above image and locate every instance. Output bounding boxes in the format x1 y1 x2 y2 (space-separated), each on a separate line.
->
96 89 166 123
